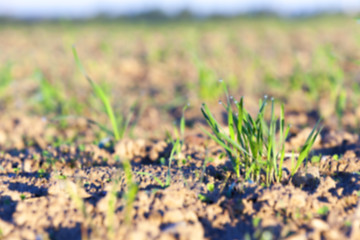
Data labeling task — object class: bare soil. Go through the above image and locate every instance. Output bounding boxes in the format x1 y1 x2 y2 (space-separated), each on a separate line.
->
1 17 360 240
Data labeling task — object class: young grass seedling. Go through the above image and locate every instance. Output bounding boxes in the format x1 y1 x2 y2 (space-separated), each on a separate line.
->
170 104 188 163
165 139 180 187
136 172 166 188
201 81 321 185
72 46 133 141
122 159 138 224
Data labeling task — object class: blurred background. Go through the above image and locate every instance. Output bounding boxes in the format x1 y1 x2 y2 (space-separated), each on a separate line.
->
0 0 360 148
1 0 360 19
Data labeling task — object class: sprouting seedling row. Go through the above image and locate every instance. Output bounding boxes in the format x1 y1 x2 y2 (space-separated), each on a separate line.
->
201 81 321 185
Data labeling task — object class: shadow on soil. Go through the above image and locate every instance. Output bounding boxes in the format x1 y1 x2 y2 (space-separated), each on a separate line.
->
200 214 264 240
0 195 17 222
5 181 48 196
331 172 360 198
45 223 82 240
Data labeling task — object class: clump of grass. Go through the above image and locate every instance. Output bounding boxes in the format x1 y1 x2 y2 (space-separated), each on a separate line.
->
201 81 321 185
72 46 133 141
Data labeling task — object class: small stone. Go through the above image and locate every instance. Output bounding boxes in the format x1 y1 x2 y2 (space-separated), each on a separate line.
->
319 176 336 192
286 233 307 240
162 192 184 209
148 210 163 226
20 229 36 239
206 205 223 221
149 141 169 162
292 166 320 187
0 219 14 236
311 219 329 231
324 229 342 240
127 230 147 240
184 211 198 222
114 139 146 160
158 233 177 240
0 130 6 145
163 209 184 223
23 159 32 172
336 187 344 196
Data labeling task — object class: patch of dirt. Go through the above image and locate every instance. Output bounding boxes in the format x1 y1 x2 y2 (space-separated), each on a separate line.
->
1 17 360 240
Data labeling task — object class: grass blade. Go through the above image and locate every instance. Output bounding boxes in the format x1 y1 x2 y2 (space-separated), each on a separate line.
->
72 46 120 140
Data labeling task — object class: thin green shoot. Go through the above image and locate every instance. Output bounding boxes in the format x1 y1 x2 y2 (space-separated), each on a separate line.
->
137 172 165 188
165 139 180 187
122 159 138 224
291 121 322 176
73 46 128 141
207 183 215 192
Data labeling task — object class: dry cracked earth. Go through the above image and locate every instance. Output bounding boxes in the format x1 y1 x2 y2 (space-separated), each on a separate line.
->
0 113 360 240
1 17 360 240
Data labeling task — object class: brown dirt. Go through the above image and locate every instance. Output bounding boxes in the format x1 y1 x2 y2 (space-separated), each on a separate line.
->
1 17 360 240
1 117 360 239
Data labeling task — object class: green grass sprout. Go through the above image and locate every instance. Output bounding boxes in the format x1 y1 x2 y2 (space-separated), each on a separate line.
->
166 139 180 187
72 46 132 141
105 173 121 240
201 81 321 185
122 159 138 224
137 172 165 188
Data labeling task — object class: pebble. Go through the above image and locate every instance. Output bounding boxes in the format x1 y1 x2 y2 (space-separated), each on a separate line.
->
163 209 184 223
162 191 184 209
290 193 306 208
0 219 14 236
286 233 307 240
148 210 163 226
311 219 329 231
184 210 198 222
292 166 320 187
0 130 6 145
320 176 336 192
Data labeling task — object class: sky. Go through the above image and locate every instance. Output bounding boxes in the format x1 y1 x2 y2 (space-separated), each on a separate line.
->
0 0 360 19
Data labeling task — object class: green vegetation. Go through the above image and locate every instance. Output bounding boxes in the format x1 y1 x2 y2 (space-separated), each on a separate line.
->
122 159 138 224
137 171 166 188
317 206 329 216
73 46 133 141
201 82 321 185
193 57 222 101
0 16 359 239
0 61 12 98
105 172 121 240
206 183 215 192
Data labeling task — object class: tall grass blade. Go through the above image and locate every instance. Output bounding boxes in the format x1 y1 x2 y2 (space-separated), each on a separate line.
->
72 46 120 140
